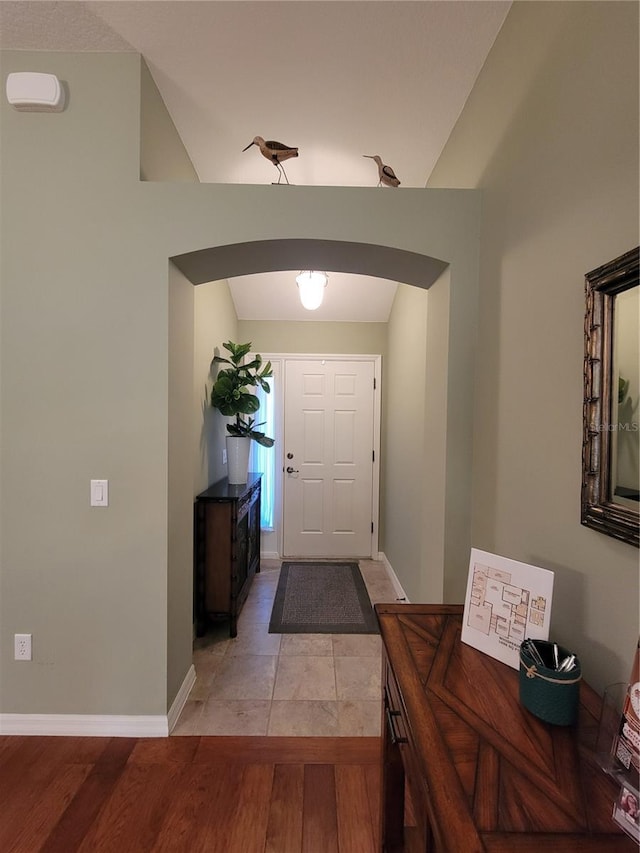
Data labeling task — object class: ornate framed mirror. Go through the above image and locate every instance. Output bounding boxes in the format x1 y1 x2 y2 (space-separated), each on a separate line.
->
582 247 639 547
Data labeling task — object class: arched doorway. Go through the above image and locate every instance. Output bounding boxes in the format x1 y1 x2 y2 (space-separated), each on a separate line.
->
167 231 476 727
172 237 449 563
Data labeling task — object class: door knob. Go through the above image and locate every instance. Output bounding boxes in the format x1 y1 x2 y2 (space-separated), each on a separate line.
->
286 466 299 474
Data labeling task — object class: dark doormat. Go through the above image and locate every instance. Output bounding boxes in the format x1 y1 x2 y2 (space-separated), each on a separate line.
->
268 561 379 634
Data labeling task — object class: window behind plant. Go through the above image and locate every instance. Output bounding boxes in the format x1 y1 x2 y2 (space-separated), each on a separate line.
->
249 381 275 530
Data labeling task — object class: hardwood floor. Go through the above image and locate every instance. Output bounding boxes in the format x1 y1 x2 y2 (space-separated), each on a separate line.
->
0 735 381 852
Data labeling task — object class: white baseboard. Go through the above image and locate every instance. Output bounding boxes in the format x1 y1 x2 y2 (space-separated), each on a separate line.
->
0 713 168 737
0 665 198 738
379 552 410 602
260 550 280 560
167 664 196 733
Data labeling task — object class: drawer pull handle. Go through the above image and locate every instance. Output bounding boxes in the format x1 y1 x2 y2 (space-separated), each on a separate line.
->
385 706 408 745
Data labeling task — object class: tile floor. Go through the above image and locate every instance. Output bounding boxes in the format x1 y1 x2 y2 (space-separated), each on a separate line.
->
172 558 399 736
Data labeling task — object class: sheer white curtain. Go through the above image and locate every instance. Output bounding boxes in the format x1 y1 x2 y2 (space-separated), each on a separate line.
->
249 380 275 530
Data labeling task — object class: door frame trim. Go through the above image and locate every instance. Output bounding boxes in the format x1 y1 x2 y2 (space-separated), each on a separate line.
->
258 353 381 559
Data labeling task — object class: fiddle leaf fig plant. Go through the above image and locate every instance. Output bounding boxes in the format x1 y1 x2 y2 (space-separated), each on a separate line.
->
210 341 275 447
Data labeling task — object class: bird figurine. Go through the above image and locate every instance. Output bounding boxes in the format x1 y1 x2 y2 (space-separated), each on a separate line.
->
242 136 299 184
363 154 401 187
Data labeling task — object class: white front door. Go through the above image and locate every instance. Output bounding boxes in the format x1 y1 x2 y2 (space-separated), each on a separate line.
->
283 358 377 557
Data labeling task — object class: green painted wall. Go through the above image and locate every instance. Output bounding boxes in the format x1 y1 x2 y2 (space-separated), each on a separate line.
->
168 262 195 705
194 281 239 493
421 269 451 600
238 320 387 358
383 285 430 596
0 49 479 717
140 59 198 182
1 52 169 715
428 1 639 690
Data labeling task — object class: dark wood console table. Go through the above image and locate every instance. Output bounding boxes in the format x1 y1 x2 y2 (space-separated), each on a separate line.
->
376 603 635 852
194 474 261 638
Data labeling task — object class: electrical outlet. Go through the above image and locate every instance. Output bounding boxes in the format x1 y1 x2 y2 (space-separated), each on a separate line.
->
222 448 227 465
14 633 32 661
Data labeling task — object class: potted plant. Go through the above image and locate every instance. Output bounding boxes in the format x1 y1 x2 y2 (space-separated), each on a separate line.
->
210 341 274 484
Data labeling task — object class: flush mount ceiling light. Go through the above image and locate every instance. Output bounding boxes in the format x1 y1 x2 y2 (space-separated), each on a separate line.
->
296 270 328 310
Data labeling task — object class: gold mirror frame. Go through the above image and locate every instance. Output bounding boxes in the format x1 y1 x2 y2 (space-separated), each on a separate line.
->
582 247 639 547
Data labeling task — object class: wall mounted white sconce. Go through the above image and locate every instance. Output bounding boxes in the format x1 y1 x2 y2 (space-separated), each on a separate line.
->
296 270 328 310
6 72 65 112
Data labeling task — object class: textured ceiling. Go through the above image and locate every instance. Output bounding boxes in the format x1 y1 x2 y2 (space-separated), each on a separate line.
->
1 0 511 320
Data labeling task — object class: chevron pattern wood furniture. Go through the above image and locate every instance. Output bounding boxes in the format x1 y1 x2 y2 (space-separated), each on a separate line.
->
376 603 635 852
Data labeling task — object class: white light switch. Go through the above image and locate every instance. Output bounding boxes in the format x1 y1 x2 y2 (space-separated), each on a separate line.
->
90 479 109 507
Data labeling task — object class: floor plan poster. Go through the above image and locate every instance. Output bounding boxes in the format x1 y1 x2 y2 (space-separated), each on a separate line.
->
461 549 554 669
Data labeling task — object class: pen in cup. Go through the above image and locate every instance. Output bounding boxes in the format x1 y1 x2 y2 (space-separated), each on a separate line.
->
558 653 576 673
523 639 577 672
523 639 546 667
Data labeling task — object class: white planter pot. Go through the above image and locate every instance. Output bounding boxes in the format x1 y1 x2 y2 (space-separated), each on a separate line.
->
226 435 251 484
